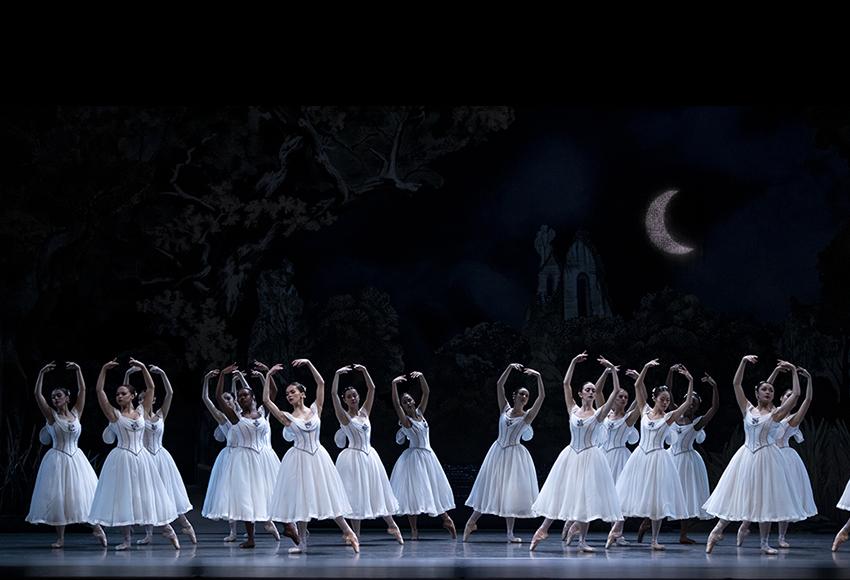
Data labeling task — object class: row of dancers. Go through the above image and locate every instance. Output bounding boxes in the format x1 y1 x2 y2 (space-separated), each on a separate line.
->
24 354 850 555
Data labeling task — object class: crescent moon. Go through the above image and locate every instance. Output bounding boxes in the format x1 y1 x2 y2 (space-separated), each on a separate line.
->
645 189 695 256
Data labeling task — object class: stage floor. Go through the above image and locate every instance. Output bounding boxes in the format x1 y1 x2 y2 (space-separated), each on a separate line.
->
2 531 849 579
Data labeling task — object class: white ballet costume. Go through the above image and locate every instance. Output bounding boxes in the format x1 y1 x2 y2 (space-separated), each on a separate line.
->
702 405 805 522
201 422 235 520
532 406 622 522
838 479 850 511
333 411 399 519
390 416 455 516
26 410 99 526
774 418 817 519
270 403 352 522
465 406 538 517
667 418 712 520
615 405 689 520
599 414 639 483
213 414 279 522
143 412 192 515
88 409 178 527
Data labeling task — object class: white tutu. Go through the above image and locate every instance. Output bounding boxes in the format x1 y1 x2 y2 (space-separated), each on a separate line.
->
271 445 352 522
391 418 455 516
89 413 178 527
89 450 178 527
604 448 632 483
144 416 192 515
465 408 538 517
333 415 400 520
599 415 638 484
667 419 711 519
779 447 817 518
703 408 805 522
838 479 850 511
26 414 99 526
210 415 280 522
616 406 688 520
533 446 622 522
147 448 192 515
201 445 232 520
668 449 711 519
703 445 804 522
270 403 351 522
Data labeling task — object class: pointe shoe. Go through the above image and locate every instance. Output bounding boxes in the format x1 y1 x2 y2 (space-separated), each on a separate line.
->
388 526 404 545
136 536 152 545
288 544 303 554
182 524 197 545
760 544 778 555
834 529 850 552
778 539 790 549
115 541 131 551
443 517 457 539
679 536 696 545
283 523 300 546
223 531 237 542
410 529 419 541
164 529 180 550
507 536 522 543
50 541 64 549
529 529 547 552
463 520 477 542
239 539 255 549
636 520 650 543
736 525 750 547
564 524 580 546
343 532 360 554
579 542 596 553
706 530 722 554
616 536 630 546
264 521 281 541
605 531 618 549
561 522 570 541
92 527 108 547
651 541 666 551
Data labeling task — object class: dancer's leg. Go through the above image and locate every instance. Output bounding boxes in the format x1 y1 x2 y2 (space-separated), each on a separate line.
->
463 510 481 542
759 521 777 555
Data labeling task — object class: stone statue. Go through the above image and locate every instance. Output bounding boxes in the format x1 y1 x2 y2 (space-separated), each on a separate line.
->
535 225 555 267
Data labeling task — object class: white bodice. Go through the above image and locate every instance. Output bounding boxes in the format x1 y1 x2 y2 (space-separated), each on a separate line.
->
774 416 803 449
568 406 602 453
109 410 146 455
283 402 321 454
743 406 779 452
496 405 533 448
638 404 673 453
668 417 706 455
599 414 639 452
336 412 372 454
397 417 432 451
143 412 165 455
231 413 271 453
43 410 82 456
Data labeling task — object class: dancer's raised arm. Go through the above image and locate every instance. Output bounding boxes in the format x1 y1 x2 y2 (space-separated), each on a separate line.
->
523 367 546 423
667 366 694 424
33 362 56 422
788 368 813 428
732 355 758 413
149 365 174 419
694 373 720 431
292 359 325 414
96 359 120 422
263 364 291 426
563 351 588 410
391 375 411 428
66 362 87 419
201 369 226 424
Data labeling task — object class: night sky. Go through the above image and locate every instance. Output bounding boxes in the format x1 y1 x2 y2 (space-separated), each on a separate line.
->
288 106 850 366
